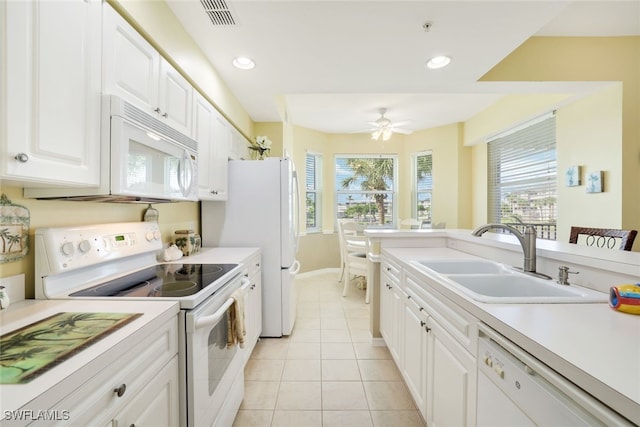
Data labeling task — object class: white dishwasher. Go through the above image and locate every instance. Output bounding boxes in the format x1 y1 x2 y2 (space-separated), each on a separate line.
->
477 325 633 427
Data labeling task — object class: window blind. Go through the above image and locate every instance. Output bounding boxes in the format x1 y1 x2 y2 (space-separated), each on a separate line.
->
305 153 321 230
414 152 433 223
487 115 557 239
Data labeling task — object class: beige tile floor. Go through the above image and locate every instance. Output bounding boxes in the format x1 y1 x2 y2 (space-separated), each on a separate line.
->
233 271 427 427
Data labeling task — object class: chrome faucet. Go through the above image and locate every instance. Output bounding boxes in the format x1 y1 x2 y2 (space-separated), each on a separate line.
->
471 223 538 274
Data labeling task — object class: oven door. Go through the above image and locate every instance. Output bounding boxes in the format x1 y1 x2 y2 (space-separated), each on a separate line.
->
185 276 250 427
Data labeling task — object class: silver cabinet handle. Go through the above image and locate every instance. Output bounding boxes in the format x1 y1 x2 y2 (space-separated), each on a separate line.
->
154 107 161 114
15 153 29 162
162 113 168 118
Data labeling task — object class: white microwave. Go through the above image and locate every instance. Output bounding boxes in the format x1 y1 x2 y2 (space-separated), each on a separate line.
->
25 95 198 203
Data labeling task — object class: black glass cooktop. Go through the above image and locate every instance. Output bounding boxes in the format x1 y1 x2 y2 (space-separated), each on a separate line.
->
70 264 238 298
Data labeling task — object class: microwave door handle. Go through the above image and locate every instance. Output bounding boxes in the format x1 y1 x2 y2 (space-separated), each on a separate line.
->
177 150 195 197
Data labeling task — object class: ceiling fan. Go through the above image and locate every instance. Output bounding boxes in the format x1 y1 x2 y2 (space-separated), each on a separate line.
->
366 108 413 141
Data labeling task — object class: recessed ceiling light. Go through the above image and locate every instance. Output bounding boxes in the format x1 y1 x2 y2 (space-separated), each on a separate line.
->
232 56 255 70
426 55 451 69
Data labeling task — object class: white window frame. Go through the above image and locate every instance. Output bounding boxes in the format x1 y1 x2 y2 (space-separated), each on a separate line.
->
412 150 433 226
305 152 322 232
334 154 398 228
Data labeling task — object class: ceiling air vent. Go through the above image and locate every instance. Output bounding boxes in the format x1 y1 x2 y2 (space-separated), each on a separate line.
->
200 0 237 26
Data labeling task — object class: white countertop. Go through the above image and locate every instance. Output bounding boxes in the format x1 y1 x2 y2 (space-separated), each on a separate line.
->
0 246 260 418
0 299 179 415
383 247 640 425
181 247 260 264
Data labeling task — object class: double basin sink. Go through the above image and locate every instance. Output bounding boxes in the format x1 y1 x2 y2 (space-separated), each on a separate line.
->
412 259 608 304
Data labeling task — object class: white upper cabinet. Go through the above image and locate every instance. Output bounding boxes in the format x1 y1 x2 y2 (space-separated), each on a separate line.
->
192 92 229 200
1 0 101 186
103 3 192 136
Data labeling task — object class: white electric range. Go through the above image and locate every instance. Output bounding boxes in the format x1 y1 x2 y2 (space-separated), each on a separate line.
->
34 221 249 427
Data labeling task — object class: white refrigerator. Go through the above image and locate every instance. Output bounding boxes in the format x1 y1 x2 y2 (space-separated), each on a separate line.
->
201 157 301 337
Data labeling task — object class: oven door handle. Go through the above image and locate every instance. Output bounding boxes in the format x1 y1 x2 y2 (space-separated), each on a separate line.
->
194 277 250 330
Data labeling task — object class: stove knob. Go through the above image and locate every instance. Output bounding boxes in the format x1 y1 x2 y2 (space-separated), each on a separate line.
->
145 231 154 242
78 240 92 253
61 242 75 256
153 230 161 240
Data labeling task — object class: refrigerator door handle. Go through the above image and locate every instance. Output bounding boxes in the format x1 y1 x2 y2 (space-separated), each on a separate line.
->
292 170 301 251
290 259 301 275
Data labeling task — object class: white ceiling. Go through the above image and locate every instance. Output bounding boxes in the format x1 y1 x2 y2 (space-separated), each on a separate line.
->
167 0 640 135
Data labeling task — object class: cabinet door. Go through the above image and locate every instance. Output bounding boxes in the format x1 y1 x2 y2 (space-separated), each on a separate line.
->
379 275 392 346
3 0 101 186
102 2 159 114
210 112 231 199
193 93 215 200
427 318 477 427
159 59 192 136
402 298 428 419
116 357 180 427
380 276 403 365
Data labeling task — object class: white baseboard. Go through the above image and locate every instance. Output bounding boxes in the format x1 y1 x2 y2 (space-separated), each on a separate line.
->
296 267 341 279
371 337 387 347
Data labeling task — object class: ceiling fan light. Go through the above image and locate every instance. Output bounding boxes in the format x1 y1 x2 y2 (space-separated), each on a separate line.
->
382 129 392 140
232 56 255 70
371 129 382 140
426 55 451 69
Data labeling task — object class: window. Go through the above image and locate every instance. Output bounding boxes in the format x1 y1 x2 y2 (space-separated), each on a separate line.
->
487 113 557 240
305 153 322 231
335 155 397 227
413 151 433 225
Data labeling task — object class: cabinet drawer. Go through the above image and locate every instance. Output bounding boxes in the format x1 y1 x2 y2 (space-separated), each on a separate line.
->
37 317 178 426
405 271 478 356
381 258 401 284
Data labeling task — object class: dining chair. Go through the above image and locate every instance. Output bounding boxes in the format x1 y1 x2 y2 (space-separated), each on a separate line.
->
338 220 370 303
568 226 637 251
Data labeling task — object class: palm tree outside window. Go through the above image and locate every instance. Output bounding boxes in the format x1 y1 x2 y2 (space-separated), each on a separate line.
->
335 155 397 227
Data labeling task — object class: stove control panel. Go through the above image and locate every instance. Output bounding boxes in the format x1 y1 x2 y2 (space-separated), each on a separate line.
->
35 222 164 277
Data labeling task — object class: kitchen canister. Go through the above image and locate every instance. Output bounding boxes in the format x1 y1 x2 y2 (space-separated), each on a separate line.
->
174 230 199 256
609 284 640 314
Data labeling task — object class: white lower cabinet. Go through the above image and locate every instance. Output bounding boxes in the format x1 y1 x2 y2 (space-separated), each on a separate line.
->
426 317 477 427
381 256 478 427
380 274 404 365
402 297 429 420
114 356 180 427
21 317 179 427
243 252 263 360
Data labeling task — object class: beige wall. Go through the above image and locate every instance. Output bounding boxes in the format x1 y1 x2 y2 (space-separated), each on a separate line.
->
555 84 623 241
481 36 640 242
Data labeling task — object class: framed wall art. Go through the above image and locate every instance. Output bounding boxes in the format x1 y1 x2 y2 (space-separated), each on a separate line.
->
565 165 581 187
586 171 604 193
